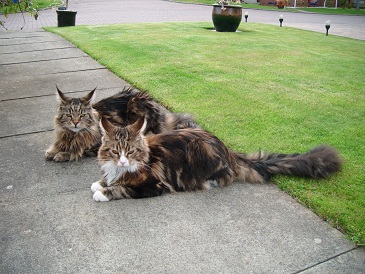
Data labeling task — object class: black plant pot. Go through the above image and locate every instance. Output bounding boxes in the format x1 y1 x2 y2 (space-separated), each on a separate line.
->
56 10 77 27
212 4 242 32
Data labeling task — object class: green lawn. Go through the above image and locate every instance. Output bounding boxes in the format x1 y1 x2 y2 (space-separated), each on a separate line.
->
176 0 365 15
46 22 365 245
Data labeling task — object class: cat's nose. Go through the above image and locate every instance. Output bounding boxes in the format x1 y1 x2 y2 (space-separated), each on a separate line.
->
119 154 128 166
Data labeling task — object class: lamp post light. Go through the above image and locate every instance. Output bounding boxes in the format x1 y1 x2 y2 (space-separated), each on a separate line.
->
244 11 248 22
279 15 284 27
325 20 331 36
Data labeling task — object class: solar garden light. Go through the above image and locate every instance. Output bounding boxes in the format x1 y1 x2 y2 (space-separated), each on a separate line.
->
245 11 248 22
325 20 331 36
279 14 284 27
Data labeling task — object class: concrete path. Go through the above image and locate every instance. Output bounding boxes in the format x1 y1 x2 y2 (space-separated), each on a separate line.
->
1 0 364 273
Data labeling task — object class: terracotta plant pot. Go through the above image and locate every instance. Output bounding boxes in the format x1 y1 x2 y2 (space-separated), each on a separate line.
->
277 0 286 8
212 4 242 32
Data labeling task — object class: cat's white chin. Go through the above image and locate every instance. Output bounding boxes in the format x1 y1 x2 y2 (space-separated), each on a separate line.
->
119 164 138 173
68 127 83 133
93 191 109 202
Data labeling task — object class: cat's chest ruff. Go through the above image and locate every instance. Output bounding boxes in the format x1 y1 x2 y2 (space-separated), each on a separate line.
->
101 161 139 186
102 162 124 186
68 127 83 133
63 126 96 137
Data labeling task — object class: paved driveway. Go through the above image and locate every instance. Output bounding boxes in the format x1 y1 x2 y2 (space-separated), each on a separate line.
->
1 0 364 40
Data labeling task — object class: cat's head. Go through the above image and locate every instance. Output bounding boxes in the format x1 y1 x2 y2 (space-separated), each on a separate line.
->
55 86 96 133
98 116 149 173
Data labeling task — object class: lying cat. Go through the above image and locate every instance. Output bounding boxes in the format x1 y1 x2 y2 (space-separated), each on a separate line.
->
45 87 101 162
91 116 342 202
92 86 200 134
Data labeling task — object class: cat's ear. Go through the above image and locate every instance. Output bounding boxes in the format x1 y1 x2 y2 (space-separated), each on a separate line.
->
100 116 116 134
131 116 147 136
56 85 70 103
81 88 96 104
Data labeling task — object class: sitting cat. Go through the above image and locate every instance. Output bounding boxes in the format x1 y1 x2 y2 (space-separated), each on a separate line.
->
92 86 200 134
45 87 101 162
91 116 342 202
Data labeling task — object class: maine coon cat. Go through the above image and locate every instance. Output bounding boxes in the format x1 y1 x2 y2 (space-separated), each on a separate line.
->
45 87 101 162
91 117 342 202
92 86 200 134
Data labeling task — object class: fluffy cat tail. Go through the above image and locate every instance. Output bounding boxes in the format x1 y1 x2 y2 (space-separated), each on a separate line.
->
234 145 342 182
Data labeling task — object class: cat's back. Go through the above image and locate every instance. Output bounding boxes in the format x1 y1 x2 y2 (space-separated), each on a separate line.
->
147 128 221 151
146 128 233 181
92 88 136 114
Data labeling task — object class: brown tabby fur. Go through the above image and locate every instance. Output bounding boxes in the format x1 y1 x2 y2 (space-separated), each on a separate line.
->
91 117 342 201
45 87 101 162
92 86 200 134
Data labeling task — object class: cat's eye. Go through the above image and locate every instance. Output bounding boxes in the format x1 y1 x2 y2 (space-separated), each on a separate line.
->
126 149 135 155
111 149 119 155
80 114 86 118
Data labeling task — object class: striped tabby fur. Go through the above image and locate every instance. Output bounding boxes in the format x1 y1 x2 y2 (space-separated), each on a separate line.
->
45 87 101 162
91 117 342 202
92 86 200 134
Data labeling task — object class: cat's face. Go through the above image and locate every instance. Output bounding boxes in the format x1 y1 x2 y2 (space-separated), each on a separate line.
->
99 117 149 173
56 87 96 132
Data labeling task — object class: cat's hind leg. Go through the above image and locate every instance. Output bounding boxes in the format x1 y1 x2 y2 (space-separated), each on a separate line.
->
84 143 100 157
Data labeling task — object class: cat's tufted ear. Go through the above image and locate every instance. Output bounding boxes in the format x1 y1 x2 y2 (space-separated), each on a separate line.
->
100 116 116 134
131 116 147 136
56 85 70 103
81 88 96 104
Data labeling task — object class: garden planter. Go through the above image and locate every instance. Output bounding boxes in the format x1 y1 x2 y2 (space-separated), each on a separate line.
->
56 10 77 27
277 0 286 8
212 4 242 32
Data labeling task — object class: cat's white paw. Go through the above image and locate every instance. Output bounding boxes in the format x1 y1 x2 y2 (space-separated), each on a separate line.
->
91 181 103 193
93 191 109 202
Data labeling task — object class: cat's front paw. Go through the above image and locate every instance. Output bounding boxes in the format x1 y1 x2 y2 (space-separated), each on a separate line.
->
93 191 109 202
45 150 56 161
53 152 70 162
91 181 103 193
